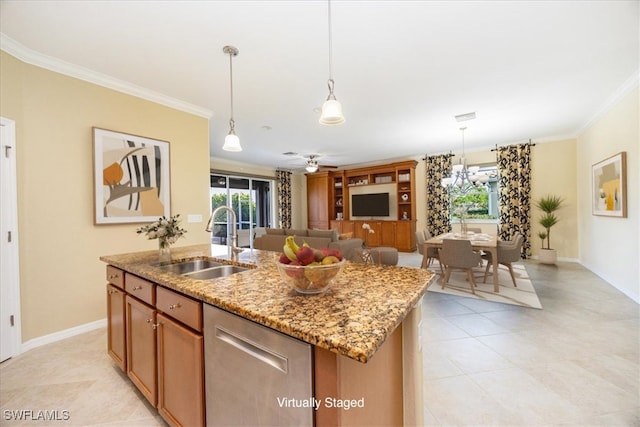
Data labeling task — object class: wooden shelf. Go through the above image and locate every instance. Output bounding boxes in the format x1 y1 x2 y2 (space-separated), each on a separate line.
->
308 160 418 251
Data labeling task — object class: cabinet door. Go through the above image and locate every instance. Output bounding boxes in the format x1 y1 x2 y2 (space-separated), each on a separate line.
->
396 221 416 252
306 173 330 229
380 221 397 247
126 295 157 407
157 313 204 427
107 284 126 371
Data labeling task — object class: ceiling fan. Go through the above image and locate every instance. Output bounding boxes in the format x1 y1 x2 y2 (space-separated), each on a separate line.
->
284 153 337 173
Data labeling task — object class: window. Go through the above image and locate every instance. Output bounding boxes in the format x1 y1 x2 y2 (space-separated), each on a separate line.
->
210 174 275 246
450 165 498 221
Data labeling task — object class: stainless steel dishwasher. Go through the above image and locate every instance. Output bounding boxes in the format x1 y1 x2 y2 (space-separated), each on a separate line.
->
204 304 313 426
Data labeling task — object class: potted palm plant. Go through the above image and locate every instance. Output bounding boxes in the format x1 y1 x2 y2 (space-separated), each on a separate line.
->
535 195 564 264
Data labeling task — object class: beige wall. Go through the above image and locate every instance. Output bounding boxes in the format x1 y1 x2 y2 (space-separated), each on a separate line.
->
529 139 578 259
1 51 211 342
577 87 639 302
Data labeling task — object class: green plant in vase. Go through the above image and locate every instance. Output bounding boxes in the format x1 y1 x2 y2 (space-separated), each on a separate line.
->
534 195 563 264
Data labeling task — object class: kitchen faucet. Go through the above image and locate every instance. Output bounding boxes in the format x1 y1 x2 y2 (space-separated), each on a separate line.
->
206 206 243 258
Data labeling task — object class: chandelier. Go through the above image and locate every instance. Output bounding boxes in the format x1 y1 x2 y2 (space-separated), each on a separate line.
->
441 127 491 192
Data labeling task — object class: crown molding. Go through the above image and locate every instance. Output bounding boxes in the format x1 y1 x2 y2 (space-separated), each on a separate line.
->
1 33 213 119
576 69 639 136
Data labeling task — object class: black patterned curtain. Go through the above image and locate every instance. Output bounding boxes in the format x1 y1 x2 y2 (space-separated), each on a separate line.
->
496 144 532 258
276 170 292 229
425 154 452 236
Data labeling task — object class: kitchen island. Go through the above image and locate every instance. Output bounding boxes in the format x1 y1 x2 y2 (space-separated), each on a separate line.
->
101 244 434 426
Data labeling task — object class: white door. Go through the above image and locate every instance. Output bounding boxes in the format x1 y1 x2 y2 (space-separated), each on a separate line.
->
0 117 21 362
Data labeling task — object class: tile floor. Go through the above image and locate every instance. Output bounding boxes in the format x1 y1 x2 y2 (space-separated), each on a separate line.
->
0 255 638 426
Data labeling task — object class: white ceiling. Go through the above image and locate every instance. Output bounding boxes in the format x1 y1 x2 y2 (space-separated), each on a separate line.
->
1 1 638 171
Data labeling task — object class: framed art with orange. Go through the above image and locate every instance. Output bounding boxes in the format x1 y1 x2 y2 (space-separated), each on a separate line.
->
93 127 171 224
592 151 626 218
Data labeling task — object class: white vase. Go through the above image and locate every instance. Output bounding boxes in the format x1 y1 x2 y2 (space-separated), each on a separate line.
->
538 248 557 265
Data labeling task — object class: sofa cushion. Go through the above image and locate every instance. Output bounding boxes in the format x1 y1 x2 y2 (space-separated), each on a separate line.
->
265 228 285 235
285 229 308 236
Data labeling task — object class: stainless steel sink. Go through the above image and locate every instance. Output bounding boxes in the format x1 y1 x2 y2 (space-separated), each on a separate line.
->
183 265 249 280
157 259 223 274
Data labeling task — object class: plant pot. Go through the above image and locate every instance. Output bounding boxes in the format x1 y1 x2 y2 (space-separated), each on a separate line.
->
538 248 557 265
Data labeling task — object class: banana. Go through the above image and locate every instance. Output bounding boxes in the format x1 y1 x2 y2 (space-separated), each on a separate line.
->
283 244 297 261
285 235 300 253
283 236 300 261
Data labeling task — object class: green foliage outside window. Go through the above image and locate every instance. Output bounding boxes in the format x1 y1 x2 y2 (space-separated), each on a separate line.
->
450 186 494 219
211 192 256 228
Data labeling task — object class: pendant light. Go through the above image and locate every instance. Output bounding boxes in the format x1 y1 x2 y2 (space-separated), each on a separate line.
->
319 0 345 125
222 45 242 152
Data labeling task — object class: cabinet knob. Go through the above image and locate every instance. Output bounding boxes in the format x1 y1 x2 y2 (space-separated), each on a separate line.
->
132 286 142 291
108 274 119 280
168 303 181 310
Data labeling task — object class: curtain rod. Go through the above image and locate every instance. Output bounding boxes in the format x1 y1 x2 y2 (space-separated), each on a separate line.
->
490 139 536 152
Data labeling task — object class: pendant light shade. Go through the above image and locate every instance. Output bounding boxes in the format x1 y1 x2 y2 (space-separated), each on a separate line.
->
223 131 241 152
222 45 242 152
319 81 345 125
319 0 345 125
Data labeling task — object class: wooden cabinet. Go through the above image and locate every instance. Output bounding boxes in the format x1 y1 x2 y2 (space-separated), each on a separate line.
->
126 294 158 406
111 268 205 427
395 220 417 252
107 282 126 371
306 171 331 230
157 313 204 427
308 161 417 251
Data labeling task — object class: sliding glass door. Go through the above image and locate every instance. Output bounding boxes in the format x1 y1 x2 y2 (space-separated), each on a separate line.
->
210 174 274 247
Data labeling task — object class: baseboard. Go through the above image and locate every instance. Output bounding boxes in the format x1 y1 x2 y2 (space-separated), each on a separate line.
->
530 255 579 263
20 318 107 354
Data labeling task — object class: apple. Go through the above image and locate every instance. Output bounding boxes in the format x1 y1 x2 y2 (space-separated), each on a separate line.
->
279 252 292 264
296 246 315 266
328 248 343 261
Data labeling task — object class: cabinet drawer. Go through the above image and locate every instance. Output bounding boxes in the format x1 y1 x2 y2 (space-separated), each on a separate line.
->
156 286 202 332
125 273 155 305
106 266 124 289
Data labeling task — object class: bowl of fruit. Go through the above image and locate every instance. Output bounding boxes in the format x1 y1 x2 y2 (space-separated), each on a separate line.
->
276 236 345 294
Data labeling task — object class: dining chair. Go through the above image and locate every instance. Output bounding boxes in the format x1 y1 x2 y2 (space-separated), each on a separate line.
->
417 230 443 274
483 233 524 287
439 239 482 294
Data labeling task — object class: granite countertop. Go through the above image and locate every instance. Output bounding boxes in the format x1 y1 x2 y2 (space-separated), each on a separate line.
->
100 244 434 363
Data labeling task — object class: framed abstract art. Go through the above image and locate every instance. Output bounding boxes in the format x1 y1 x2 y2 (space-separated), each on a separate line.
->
93 127 171 224
592 151 626 218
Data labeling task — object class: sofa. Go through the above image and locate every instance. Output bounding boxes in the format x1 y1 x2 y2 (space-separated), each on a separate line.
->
253 228 364 259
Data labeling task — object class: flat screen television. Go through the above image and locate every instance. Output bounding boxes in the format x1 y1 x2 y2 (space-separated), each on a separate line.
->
351 193 390 216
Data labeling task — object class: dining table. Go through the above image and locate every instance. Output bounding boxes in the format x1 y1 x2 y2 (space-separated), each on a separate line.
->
422 232 500 293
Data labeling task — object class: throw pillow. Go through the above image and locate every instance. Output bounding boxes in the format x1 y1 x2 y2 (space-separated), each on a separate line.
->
339 232 353 240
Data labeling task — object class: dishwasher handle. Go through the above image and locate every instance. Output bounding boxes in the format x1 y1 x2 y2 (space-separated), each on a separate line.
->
215 325 289 374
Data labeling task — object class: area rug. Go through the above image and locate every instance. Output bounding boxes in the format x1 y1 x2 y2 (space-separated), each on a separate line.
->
427 263 542 309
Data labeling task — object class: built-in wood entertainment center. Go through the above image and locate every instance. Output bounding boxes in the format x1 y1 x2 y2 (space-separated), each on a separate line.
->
306 160 417 252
